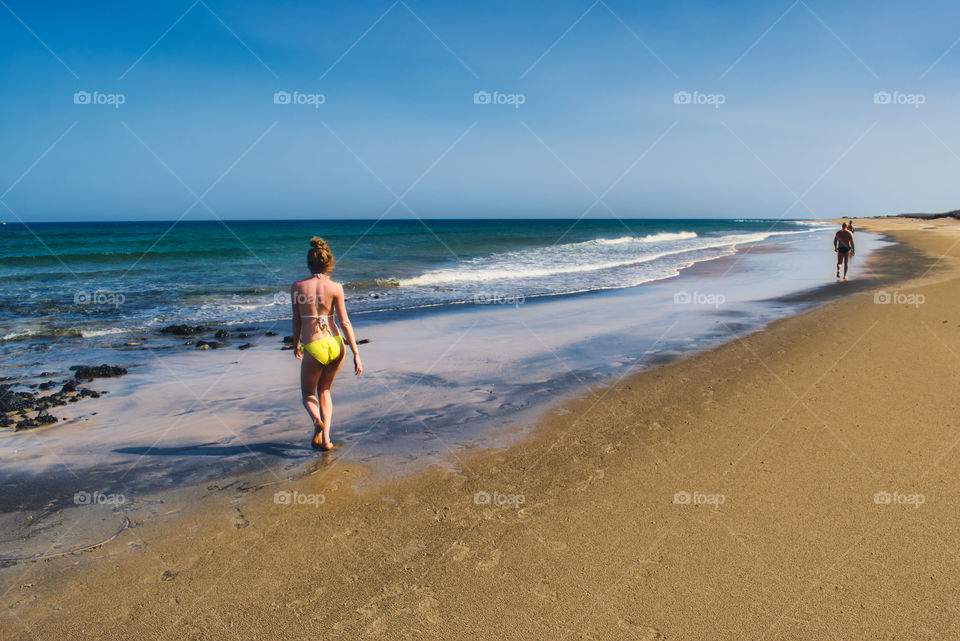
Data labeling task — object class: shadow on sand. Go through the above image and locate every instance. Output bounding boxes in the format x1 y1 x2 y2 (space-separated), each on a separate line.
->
114 441 308 459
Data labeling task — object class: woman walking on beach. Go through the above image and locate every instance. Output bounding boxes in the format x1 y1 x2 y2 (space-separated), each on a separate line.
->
291 237 363 451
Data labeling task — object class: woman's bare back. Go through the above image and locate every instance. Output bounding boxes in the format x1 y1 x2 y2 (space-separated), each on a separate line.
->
292 274 341 344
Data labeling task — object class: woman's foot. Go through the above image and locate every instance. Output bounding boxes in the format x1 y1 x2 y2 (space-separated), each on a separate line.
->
320 438 335 451
311 421 324 450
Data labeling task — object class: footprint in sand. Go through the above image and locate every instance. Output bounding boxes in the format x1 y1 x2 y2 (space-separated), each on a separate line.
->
533 579 557 601
517 504 538 519
617 618 664 640
576 468 606 492
356 602 377 618
449 541 471 562
355 584 403 618
284 598 309 615
476 549 502 570
417 595 441 625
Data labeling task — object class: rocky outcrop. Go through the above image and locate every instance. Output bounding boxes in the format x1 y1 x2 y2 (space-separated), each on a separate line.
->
71 364 128 380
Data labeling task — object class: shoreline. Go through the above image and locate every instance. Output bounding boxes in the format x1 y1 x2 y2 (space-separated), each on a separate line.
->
4 219 960 638
0 229 883 515
0 227 897 574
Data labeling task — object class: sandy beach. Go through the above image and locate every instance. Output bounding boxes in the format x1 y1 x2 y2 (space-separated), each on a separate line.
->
3 216 960 640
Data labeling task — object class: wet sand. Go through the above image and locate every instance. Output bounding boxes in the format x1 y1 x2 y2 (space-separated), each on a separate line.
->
4 218 960 639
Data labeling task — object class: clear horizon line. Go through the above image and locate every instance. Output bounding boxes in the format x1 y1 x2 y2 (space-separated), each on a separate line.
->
1 216 831 225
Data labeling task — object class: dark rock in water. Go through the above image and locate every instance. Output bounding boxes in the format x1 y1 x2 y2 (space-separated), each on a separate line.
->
238 343 253 350
39 371 56 377
38 380 57 391
35 394 68 410
0 385 36 413
0 415 13 428
15 413 58 431
71 364 127 380
61 380 77 394
282 336 295 344
357 338 371 345
184 339 195 346
195 341 221 350
78 388 101 399
215 329 230 339
237 333 250 339
265 331 278 337
160 324 206 336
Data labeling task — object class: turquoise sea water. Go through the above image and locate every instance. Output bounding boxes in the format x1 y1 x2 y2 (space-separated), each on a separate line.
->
0 218 830 345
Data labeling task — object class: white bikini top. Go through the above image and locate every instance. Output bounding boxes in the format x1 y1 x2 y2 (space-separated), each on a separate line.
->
302 275 333 330
302 312 332 332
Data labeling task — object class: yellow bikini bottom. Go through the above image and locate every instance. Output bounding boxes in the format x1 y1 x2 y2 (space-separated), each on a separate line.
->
303 335 342 365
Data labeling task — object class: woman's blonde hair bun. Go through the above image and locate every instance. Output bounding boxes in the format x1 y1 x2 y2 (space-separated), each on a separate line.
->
307 237 334 273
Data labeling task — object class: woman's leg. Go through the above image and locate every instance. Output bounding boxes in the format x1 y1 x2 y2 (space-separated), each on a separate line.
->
316 347 345 449
300 355 324 448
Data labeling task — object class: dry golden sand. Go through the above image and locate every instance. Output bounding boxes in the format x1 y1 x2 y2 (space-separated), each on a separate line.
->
4 218 960 640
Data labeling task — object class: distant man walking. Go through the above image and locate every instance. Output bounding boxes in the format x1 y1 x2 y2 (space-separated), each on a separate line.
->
834 222 855 280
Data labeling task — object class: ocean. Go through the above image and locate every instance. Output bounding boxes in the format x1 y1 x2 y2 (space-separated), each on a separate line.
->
0 218 832 349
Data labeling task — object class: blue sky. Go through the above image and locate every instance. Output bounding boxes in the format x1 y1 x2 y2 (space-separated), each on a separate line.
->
1 0 959 221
